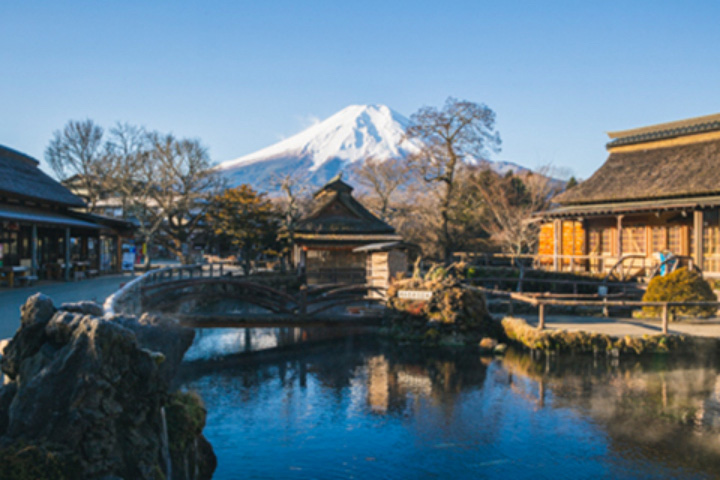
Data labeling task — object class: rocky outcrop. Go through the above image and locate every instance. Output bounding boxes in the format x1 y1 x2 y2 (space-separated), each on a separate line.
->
0 293 215 480
386 268 503 345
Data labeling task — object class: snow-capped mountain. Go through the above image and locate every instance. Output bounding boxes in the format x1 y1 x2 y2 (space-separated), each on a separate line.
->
217 104 528 190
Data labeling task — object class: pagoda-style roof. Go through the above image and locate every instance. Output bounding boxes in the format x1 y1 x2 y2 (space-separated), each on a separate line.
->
295 174 400 241
554 113 720 207
0 145 86 208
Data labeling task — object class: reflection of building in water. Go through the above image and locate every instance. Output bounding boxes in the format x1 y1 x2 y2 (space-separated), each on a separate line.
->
700 375 720 429
365 356 436 414
367 356 390 413
396 369 432 397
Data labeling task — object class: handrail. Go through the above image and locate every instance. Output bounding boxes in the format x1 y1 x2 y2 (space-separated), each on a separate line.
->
104 263 219 316
105 264 384 319
473 285 720 334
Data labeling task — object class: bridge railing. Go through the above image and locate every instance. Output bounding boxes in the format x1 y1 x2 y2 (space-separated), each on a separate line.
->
104 263 230 316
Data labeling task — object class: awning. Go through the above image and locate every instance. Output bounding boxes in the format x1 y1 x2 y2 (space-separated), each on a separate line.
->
0 204 104 229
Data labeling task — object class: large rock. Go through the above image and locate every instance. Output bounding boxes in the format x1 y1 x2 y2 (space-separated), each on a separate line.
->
0 295 215 480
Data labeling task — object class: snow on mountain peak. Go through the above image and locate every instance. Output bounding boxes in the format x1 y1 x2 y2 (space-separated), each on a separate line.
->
217 103 527 190
217 104 419 176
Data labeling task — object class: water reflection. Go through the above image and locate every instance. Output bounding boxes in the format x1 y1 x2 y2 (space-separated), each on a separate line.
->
179 335 720 479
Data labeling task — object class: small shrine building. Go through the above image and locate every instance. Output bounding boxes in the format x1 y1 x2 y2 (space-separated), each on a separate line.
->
293 175 409 288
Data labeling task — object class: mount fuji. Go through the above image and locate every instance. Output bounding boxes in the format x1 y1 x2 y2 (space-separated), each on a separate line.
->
216 104 528 190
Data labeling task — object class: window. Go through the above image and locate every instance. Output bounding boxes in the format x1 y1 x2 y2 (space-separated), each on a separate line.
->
668 226 682 254
704 210 720 272
621 226 646 254
588 228 613 255
601 229 612 255
651 226 666 253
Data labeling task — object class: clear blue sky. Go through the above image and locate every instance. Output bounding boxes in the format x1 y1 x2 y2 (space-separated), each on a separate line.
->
2 1 720 179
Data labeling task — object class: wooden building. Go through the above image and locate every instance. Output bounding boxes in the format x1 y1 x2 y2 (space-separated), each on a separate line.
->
0 145 134 285
539 113 720 277
294 175 409 287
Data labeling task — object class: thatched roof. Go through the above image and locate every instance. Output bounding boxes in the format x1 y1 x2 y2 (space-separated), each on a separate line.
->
606 112 720 148
555 137 720 205
296 174 397 235
0 145 86 208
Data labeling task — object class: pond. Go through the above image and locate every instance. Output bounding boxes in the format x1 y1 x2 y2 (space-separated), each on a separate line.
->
178 329 720 479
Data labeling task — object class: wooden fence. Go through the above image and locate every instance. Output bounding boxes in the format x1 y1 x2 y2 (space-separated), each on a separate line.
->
471 286 720 335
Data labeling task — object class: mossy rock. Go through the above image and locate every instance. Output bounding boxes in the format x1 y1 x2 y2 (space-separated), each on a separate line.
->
0 442 79 480
642 268 717 319
387 273 503 344
166 390 207 454
501 317 694 355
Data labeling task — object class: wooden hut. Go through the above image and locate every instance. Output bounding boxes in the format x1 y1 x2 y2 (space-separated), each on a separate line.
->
0 145 134 284
539 113 720 277
294 174 408 288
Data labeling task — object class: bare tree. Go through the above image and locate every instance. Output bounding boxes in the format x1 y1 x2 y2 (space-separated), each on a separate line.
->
353 157 411 222
145 133 224 264
104 124 167 266
269 172 312 269
405 97 501 262
45 119 106 210
473 167 560 256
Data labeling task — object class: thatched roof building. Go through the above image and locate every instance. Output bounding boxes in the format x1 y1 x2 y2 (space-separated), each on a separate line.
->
0 145 133 283
294 174 406 286
0 145 86 208
538 113 720 277
295 174 400 244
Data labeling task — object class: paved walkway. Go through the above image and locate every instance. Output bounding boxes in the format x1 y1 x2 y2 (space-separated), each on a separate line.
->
0 274 136 339
517 314 720 338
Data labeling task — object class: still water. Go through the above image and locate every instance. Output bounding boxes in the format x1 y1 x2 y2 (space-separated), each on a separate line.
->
179 330 720 479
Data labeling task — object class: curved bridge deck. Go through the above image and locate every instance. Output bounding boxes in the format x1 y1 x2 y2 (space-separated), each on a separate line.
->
106 264 391 328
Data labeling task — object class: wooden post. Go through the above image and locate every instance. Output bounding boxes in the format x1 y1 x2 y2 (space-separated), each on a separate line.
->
31 224 37 277
662 303 669 334
300 286 307 315
537 303 546 330
616 215 624 259
570 221 576 272
694 210 704 270
553 219 561 272
64 228 71 282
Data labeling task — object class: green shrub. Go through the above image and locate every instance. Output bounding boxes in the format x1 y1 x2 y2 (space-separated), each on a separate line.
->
642 268 717 319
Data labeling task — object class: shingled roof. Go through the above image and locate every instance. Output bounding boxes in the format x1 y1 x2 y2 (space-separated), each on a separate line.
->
295 174 396 235
0 145 86 208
